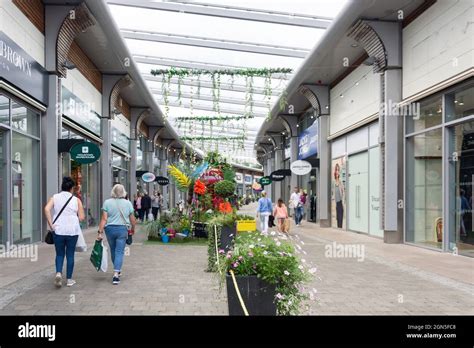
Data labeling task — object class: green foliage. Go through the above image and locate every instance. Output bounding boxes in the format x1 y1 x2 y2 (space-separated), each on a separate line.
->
222 167 236 182
207 213 238 272
146 220 163 240
151 67 293 78
235 214 255 221
218 232 312 315
214 180 236 198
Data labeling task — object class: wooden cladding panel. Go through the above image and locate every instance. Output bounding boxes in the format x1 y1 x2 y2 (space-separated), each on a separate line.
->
139 121 149 138
117 97 131 120
13 0 44 33
68 40 102 92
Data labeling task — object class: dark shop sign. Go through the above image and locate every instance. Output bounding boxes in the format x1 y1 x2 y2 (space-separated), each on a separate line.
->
259 176 272 186
270 169 291 182
70 142 101 164
155 176 169 186
0 31 47 104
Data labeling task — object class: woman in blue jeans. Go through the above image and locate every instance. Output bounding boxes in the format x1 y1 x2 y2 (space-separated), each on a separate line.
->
44 177 85 288
98 184 136 285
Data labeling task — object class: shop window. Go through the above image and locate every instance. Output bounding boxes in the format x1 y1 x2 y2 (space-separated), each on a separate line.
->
406 94 442 134
0 95 9 126
445 84 474 122
406 128 443 248
11 101 39 137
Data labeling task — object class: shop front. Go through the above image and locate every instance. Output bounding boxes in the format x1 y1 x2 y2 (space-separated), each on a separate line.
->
405 80 474 257
330 122 382 236
61 87 102 229
111 114 131 195
0 31 47 245
297 117 318 223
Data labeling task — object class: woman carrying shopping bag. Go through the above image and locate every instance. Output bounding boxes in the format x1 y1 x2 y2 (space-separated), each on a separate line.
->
98 184 136 285
273 198 289 233
44 177 85 288
256 191 273 233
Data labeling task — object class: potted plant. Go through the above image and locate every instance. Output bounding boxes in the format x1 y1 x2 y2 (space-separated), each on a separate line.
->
218 232 312 316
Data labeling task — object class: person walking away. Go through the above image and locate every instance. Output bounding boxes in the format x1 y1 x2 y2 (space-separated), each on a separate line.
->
256 191 273 233
98 184 136 285
141 192 152 222
289 187 302 226
298 189 307 225
151 191 160 221
136 193 143 222
44 177 85 288
273 198 289 233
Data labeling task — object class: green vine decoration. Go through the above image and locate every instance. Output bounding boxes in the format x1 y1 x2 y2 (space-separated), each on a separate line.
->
181 135 246 142
151 67 292 77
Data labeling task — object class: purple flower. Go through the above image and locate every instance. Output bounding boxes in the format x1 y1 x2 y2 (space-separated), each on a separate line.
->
218 249 225 254
232 262 239 268
226 254 232 259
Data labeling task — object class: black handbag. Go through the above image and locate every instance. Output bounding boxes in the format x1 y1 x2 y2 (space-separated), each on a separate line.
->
45 194 74 245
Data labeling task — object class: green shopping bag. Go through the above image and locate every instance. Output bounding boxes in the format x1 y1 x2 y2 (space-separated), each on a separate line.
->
90 240 103 271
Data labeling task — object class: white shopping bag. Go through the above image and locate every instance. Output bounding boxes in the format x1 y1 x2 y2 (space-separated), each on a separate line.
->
148 212 154 221
75 231 87 252
100 241 108 272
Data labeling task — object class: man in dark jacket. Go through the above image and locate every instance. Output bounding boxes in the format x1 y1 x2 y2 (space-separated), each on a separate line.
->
141 192 152 221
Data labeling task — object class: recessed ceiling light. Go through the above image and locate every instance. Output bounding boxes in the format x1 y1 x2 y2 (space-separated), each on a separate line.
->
351 43 358 48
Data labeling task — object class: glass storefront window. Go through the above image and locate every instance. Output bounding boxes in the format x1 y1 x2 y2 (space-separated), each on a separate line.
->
12 132 40 243
112 152 130 196
445 84 474 122
0 95 9 126
0 131 6 244
406 94 442 134
11 101 39 136
406 128 443 248
448 121 474 257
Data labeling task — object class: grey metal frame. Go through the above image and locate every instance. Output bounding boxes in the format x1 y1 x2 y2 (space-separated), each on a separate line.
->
154 99 269 117
108 0 332 29
122 29 308 58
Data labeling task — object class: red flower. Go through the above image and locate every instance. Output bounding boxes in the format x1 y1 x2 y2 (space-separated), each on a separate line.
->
194 180 207 195
219 201 232 213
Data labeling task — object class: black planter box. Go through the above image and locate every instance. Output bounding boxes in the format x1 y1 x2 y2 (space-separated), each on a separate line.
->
226 275 276 316
220 225 236 253
193 222 208 238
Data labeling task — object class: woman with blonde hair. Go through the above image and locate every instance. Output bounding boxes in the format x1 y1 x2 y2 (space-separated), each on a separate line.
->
98 184 136 285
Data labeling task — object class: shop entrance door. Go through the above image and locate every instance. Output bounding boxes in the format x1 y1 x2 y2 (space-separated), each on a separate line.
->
449 121 474 257
348 151 369 233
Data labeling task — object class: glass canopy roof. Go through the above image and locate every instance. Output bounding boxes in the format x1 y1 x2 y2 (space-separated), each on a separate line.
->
107 0 348 166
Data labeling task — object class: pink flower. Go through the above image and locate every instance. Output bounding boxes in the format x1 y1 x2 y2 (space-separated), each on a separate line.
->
248 252 254 257
218 249 225 254
232 262 239 268
226 254 232 259
238 256 243 261
252 264 257 269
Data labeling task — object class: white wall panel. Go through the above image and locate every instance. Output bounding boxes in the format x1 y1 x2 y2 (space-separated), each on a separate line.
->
329 65 380 136
0 0 44 66
403 0 474 99
62 69 102 115
331 137 346 159
346 126 368 154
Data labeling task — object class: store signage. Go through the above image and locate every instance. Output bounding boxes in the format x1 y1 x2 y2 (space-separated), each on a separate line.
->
70 142 101 164
259 176 272 186
269 169 291 181
155 176 169 186
235 173 243 184
298 121 318 159
141 172 156 183
62 86 101 136
244 174 252 184
0 31 47 104
290 160 312 175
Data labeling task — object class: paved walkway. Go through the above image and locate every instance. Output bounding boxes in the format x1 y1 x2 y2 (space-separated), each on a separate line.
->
0 203 473 315
0 226 227 315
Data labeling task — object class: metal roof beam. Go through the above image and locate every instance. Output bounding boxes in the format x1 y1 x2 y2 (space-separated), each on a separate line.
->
150 88 269 108
121 29 309 58
108 0 332 29
144 74 283 95
134 55 291 79
155 99 269 117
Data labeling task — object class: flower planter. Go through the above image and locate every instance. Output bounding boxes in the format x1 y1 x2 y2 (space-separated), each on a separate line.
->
192 222 208 238
162 235 170 243
220 224 236 253
225 275 276 316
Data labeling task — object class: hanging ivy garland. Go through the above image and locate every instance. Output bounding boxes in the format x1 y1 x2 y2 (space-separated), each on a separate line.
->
154 67 292 155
